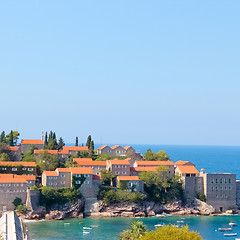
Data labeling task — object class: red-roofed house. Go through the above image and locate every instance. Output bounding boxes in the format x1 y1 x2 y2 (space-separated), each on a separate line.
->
97 145 112 155
20 139 44 152
62 146 88 155
117 176 144 192
106 159 130 176
0 174 36 211
73 158 106 175
0 161 37 175
133 161 175 176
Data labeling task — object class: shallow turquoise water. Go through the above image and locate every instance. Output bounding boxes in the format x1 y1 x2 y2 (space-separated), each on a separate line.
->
25 215 240 240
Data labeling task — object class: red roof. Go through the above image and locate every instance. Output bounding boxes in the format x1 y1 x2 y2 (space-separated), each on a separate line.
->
175 161 195 166
70 167 92 175
0 161 36 167
21 139 44 145
0 174 36 183
117 176 140 181
97 145 108 150
63 146 88 151
124 146 132 150
177 166 199 174
108 159 130 165
34 150 58 154
135 161 174 166
44 171 58 177
8 147 19 151
74 158 106 166
132 167 158 172
111 145 121 149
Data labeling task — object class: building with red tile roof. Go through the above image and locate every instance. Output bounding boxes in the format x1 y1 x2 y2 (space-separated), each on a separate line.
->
116 175 144 192
107 159 131 176
0 161 37 175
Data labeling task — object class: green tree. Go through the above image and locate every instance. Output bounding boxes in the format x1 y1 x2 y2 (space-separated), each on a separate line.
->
100 169 116 186
197 193 206 202
6 131 19 146
138 225 203 240
21 145 36 162
17 205 28 214
0 131 6 143
89 140 94 156
48 131 58 150
75 137 78 146
157 150 170 161
144 149 170 161
86 135 91 148
0 153 10 161
58 137 65 150
36 151 59 171
120 221 147 240
44 132 48 149
12 197 22 207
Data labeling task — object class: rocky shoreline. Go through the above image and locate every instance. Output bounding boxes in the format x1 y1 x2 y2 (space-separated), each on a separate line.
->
19 198 229 221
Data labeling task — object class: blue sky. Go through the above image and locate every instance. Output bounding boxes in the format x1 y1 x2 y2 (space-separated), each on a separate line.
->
0 1 240 146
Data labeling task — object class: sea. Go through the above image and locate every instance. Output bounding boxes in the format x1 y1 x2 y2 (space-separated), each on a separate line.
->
26 144 240 240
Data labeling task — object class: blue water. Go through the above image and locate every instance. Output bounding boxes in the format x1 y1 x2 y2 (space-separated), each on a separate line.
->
94 144 240 179
25 215 240 240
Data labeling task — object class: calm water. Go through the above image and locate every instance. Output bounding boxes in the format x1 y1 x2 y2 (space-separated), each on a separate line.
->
26 215 240 240
94 144 240 178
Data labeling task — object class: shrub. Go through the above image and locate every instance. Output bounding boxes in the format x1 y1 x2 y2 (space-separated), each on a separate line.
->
12 197 22 207
17 205 28 214
197 193 206 202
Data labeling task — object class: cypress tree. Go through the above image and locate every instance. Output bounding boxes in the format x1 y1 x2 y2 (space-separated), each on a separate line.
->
89 140 94 156
44 132 48 149
0 131 6 143
75 137 78 146
58 137 65 150
9 130 14 146
86 135 91 149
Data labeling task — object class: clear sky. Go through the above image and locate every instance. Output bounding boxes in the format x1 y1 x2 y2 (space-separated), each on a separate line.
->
0 1 239 146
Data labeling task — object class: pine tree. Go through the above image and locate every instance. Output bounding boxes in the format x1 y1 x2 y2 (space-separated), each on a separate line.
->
58 137 65 150
9 130 14 146
86 135 91 148
0 131 6 143
44 132 48 149
75 137 78 146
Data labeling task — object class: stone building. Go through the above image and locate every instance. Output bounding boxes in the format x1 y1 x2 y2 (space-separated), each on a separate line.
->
236 180 240 207
133 161 175 177
200 170 237 212
0 161 37 175
175 165 203 199
62 146 88 155
73 158 106 175
106 159 130 176
19 139 44 152
117 176 144 193
0 174 36 213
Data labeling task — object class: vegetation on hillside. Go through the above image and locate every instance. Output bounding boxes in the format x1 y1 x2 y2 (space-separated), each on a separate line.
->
120 221 147 240
144 149 170 161
139 167 185 204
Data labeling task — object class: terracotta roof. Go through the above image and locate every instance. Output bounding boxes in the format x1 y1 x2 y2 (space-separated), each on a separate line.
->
135 161 174 166
44 171 58 177
175 161 195 166
111 145 122 149
0 161 36 167
34 150 58 154
124 146 132 150
177 166 199 174
97 145 108 150
117 176 140 181
56 168 71 172
108 159 130 165
0 174 35 183
21 139 44 145
74 158 106 166
8 147 19 151
70 167 92 175
132 167 158 172
63 146 88 151
92 174 102 180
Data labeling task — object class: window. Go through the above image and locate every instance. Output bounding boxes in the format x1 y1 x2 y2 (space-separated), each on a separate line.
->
215 187 218 191
12 168 17 171
211 187 214 191
2 167 6 170
54 183 57 185
61 174 65 178
229 179 231 184
22 168 26 171
229 186 232 190
28 168 33 171
211 179 214 183
224 179 227 183
216 179 218 183
61 181 65 184
220 179 222 183
198 179 201 183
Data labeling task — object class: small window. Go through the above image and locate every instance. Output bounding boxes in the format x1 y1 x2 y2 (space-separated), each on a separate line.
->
216 179 218 183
